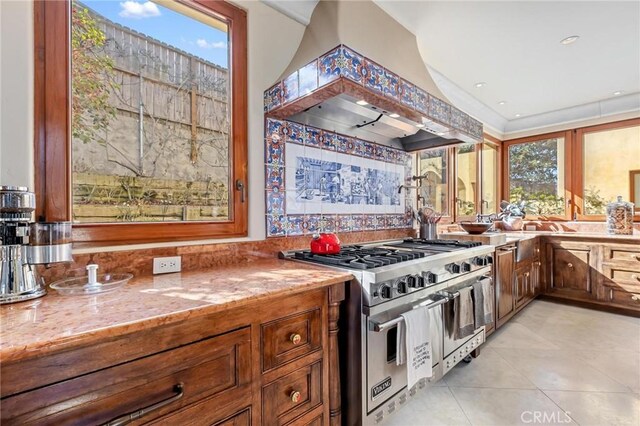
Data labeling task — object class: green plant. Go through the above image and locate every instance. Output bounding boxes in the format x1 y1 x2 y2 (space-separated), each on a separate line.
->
71 2 117 144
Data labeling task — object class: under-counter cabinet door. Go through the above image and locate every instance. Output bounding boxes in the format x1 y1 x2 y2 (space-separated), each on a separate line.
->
0 328 251 426
262 308 322 372
262 361 323 425
530 261 542 297
514 265 529 310
547 244 595 300
495 245 516 328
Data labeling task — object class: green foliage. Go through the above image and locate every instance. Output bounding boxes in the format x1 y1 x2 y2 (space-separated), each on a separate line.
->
71 3 116 144
510 186 564 216
584 187 608 215
509 139 559 193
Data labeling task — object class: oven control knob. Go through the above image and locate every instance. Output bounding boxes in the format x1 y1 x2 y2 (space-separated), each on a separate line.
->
473 256 487 266
423 272 437 284
380 285 393 299
397 281 408 294
446 263 461 274
461 262 471 272
407 275 419 288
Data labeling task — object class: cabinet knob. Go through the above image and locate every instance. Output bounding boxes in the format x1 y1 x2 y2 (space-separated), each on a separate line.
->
567 263 573 268
290 390 302 403
632 274 639 282
631 295 640 302
290 333 302 345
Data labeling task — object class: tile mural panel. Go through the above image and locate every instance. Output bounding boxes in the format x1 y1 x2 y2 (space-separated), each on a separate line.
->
265 118 413 237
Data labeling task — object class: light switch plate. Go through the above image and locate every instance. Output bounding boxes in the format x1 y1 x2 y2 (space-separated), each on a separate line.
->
153 256 182 274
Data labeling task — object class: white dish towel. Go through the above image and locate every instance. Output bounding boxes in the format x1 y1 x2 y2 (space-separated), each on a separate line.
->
396 306 433 389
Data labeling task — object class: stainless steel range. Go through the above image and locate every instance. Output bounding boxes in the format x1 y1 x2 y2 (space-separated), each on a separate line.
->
280 238 495 425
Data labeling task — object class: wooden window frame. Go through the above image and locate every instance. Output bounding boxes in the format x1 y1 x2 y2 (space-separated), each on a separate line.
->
574 118 640 221
453 143 481 222
502 130 573 221
34 0 248 245
479 135 502 215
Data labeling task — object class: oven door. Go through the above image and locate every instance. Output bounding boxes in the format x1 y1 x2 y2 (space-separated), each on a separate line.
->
442 273 492 358
365 297 443 414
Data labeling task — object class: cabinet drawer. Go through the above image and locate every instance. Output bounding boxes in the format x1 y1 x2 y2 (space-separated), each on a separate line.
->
262 308 322 372
262 361 323 425
603 247 640 270
599 286 640 309
1 327 251 425
603 267 640 287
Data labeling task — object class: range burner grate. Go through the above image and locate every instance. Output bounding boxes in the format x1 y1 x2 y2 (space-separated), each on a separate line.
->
293 245 426 270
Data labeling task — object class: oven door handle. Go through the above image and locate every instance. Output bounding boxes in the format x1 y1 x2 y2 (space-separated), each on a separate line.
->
369 293 450 332
439 275 492 299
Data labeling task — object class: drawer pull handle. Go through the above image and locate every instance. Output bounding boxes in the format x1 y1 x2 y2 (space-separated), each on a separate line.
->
631 295 640 302
290 390 302 403
633 255 640 261
290 333 302 345
105 383 184 426
567 263 573 268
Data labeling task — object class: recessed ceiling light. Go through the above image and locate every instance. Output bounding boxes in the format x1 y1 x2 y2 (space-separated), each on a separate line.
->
498 101 506 105
416 124 425 128
474 82 487 88
613 91 623 96
515 113 522 118
560 35 580 45
389 113 400 118
356 100 369 106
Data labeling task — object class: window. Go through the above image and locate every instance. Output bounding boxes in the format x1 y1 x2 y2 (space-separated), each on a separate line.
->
455 143 477 218
35 0 247 243
577 121 640 217
480 141 499 214
417 148 449 216
505 133 569 219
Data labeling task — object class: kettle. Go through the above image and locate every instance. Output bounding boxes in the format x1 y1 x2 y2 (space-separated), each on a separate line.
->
310 233 341 255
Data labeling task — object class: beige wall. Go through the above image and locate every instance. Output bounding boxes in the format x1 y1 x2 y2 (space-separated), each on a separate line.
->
0 0 34 188
583 125 640 207
0 0 305 246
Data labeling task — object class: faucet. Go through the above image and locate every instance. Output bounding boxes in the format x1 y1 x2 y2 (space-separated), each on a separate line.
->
398 184 420 194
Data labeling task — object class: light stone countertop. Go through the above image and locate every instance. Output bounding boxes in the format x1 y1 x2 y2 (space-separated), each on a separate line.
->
0 259 353 363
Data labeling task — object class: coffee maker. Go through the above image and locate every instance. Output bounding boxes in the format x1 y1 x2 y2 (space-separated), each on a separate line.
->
0 186 72 304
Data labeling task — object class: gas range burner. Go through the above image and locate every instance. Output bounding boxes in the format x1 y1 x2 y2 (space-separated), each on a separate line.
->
292 245 426 270
386 238 482 251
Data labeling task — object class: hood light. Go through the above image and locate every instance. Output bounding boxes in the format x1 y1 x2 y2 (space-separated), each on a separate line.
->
560 35 580 45
389 113 400 118
356 100 369 106
415 124 425 128
437 132 445 136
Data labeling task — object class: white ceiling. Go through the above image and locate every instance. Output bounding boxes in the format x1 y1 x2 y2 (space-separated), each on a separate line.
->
263 0 640 136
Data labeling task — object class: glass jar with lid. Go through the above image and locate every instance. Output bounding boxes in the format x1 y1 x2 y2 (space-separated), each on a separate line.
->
606 196 634 235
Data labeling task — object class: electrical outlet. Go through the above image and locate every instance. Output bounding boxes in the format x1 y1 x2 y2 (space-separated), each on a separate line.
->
153 256 182 274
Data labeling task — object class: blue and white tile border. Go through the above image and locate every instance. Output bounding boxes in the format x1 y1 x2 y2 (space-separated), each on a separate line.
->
265 118 414 237
264 44 484 142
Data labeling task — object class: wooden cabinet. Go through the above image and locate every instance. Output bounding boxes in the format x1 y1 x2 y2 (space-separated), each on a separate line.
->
514 265 529 309
547 243 594 300
542 238 640 314
495 245 516 328
0 285 346 426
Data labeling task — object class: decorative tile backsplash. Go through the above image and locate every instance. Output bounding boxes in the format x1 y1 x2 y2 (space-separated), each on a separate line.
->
265 44 484 142
265 118 414 237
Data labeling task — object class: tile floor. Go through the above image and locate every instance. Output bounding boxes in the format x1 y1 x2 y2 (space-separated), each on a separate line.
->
384 300 640 426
